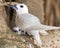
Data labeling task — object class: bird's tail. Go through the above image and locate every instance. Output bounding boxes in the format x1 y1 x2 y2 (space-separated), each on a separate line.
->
39 24 60 36
40 24 60 30
24 24 60 31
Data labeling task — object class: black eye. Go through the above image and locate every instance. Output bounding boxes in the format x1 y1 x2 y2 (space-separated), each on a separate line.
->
20 5 23 8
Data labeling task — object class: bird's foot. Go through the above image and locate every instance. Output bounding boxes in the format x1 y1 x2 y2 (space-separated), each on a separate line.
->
13 27 25 35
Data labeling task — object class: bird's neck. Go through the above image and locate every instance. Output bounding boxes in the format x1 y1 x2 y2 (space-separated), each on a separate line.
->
17 11 29 15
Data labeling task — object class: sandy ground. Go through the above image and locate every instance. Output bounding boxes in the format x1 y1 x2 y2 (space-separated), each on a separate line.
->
0 23 60 48
41 30 60 48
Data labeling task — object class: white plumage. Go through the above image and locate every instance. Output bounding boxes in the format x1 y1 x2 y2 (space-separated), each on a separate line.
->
12 4 60 47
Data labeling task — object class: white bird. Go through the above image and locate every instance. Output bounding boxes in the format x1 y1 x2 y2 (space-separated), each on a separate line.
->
11 4 60 47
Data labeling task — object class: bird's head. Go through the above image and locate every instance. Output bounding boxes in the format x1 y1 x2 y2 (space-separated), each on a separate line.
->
11 4 29 14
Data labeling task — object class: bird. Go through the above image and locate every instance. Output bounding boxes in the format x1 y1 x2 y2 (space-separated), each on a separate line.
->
11 4 60 47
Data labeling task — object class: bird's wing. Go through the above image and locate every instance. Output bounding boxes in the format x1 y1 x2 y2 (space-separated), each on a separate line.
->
16 13 60 31
16 13 41 28
19 13 41 25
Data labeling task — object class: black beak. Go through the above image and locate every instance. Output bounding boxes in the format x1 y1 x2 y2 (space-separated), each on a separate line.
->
10 5 18 10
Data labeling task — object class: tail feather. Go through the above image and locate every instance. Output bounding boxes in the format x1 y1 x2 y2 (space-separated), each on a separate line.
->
40 24 60 30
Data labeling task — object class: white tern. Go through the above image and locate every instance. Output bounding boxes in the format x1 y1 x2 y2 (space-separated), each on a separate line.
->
11 4 60 47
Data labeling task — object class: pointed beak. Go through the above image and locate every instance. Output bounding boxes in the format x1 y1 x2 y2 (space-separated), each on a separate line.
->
10 5 18 10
